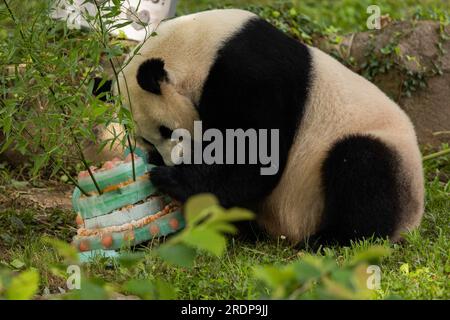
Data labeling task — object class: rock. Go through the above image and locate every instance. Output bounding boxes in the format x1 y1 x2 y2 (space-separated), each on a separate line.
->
319 20 450 146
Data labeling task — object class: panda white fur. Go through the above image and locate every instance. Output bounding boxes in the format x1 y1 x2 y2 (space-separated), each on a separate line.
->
114 9 424 245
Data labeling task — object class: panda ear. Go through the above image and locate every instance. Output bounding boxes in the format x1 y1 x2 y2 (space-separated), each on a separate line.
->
136 58 169 95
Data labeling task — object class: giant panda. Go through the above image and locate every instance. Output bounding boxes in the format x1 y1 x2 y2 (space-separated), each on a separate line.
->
113 9 424 245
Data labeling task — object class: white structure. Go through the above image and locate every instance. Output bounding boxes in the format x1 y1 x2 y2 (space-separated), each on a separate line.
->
51 0 179 41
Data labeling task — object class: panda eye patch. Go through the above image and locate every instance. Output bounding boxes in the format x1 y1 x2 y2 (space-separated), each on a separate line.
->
159 125 173 139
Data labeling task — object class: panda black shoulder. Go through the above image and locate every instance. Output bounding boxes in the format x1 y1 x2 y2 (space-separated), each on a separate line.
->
198 14 312 172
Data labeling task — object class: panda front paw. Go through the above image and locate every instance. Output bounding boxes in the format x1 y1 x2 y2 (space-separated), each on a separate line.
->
150 166 190 203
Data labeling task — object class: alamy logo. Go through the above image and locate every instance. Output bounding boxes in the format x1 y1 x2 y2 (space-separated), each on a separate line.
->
366 265 382 290
170 121 280 176
51 0 179 41
367 5 382 30
66 265 81 290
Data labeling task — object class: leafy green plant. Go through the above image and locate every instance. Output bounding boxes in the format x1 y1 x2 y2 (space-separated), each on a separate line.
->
250 4 327 45
358 21 447 101
70 194 252 299
0 268 40 300
158 194 254 267
1 0 101 194
249 2 449 101
0 0 152 193
0 194 254 300
255 246 391 299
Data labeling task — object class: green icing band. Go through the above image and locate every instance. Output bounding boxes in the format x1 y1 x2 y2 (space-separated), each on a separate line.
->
73 210 185 251
78 158 148 193
73 178 157 219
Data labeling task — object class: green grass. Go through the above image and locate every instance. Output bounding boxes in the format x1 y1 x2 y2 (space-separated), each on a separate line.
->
1 150 449 299
180 0 450 32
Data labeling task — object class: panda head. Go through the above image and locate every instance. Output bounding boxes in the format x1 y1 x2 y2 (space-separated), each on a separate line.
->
117 57 198 166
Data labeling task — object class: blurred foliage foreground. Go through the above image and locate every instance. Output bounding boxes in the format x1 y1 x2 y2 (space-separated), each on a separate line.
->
0 194 392 300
